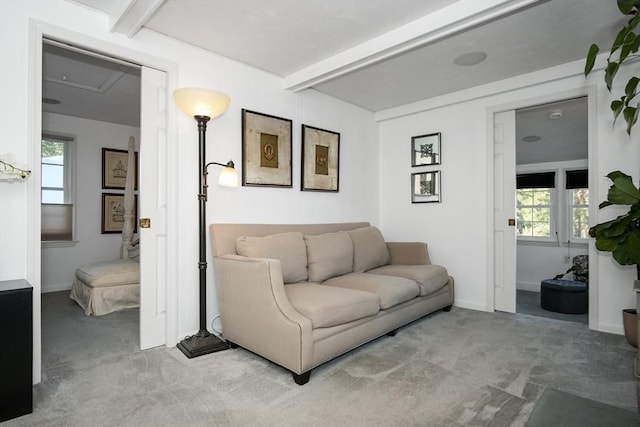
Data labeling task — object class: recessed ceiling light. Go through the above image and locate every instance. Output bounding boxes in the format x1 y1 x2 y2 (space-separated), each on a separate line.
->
522 135 541 142
42 97 61 105
548 110 563 119
453 51 488 66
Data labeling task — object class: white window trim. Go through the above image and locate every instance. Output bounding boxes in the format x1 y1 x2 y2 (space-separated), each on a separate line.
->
567 187 589 244
516 187 557 243
41 133 78 245
41 240 79 249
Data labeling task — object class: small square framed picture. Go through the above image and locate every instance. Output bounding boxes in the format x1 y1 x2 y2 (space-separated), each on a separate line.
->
411 132 441 166
411 171 441 203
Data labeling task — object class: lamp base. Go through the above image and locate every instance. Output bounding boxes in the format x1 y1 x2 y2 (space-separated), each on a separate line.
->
177 330 229 358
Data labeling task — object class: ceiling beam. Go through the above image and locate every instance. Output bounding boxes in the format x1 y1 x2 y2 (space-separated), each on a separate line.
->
283 0 545 92
109 0 166 38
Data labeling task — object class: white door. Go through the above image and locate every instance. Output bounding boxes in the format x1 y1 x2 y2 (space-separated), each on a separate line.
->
139 66 168 349
494 110 517 313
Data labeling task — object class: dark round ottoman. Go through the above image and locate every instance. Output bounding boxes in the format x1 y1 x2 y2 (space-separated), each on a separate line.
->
540 279 588 314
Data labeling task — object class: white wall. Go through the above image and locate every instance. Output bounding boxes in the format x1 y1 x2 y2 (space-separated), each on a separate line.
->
517 242 589 292
0 0 379 382
378 61 640 334
515 160 589 292
41 113 140 292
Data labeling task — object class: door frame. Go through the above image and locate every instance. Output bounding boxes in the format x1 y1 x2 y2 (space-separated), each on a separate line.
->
28 20 180 383
485 86 599 330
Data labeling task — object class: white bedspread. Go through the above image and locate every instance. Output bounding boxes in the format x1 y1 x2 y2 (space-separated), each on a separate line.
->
70 259 140 316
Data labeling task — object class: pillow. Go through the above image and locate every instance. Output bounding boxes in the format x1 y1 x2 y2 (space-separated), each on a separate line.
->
304 231 353 282
347 226 390 272
236 232 308 283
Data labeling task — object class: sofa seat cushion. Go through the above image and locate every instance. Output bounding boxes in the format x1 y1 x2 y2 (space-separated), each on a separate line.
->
284 283 379 328
322 273 420 310
368 264 449 296
347 226 390 272
236 232 308 283
304 231 353 282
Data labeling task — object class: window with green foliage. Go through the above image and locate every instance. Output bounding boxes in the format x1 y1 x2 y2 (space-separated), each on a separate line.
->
570 188 589 239
516 188 553 238
42 138 66 203
41 135 75 242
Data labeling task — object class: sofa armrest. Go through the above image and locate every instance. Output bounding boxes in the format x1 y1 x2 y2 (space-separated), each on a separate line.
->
213 254 314 374
386 242 431 265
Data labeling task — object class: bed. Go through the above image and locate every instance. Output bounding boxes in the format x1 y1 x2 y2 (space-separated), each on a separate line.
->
70 137 140 316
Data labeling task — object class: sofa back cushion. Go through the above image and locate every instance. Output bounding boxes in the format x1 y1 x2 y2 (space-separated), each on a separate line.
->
348 226 390 272
236 232 308 283
304 231 353 282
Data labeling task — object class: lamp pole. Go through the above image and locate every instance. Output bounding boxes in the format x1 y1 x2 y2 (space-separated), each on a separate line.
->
176 114 229 358
197 115 209 336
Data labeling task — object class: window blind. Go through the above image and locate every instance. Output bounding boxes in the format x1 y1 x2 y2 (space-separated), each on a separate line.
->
516 172 555 189
41 203 72 241
565 169 588 189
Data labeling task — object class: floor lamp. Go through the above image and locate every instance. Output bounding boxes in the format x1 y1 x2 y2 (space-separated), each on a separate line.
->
174 87 238 358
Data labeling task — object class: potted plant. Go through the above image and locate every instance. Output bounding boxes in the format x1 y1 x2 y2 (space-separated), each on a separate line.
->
587 171 640 346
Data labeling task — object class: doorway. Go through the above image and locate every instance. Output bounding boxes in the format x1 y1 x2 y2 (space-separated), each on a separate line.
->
39 35 172 360
514 97 589 324
492 91 595 325
40 40 142 367
30 23 177 383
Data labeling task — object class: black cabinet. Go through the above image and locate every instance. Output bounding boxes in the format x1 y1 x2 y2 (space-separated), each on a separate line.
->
0 280 33 422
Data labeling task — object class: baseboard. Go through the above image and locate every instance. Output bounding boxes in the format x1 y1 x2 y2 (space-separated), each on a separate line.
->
597 322 624 336
42 284 71 293
517 281 540 292
453 299 488 312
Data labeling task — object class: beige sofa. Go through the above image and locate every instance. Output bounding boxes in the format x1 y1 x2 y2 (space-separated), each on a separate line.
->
210 222 454 385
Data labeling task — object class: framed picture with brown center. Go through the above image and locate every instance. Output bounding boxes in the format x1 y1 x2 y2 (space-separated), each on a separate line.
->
411 171 441 203
301 124 340 192
241 109 293 187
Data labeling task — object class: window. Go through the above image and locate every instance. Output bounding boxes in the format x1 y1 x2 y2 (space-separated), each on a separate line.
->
517 188 553 237
41 135 75 242
566 170 589 240
570 188 589 239
516 172 555 239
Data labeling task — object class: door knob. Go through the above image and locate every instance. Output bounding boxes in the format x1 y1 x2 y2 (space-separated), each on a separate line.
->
139 218 151 228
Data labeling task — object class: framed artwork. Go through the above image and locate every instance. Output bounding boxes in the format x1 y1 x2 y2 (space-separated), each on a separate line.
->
102 148 138 190
411 132 441 167
101 193 138 234
241 109 293 187
411 171 441 203
301 124 340 192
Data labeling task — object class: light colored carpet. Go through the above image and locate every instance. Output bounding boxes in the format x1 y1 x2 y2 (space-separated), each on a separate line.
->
5 291 638 426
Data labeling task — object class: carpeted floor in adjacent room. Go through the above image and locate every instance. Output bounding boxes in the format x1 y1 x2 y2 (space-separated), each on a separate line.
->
5 290 639 427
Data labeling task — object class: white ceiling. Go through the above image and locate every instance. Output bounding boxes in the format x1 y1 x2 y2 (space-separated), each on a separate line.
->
144 0 459 77
43 41 141 127
51 0 617 162
515 97 587 165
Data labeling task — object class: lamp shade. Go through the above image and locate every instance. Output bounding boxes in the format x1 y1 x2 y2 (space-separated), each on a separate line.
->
174 87 230 119
218 164 239 188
